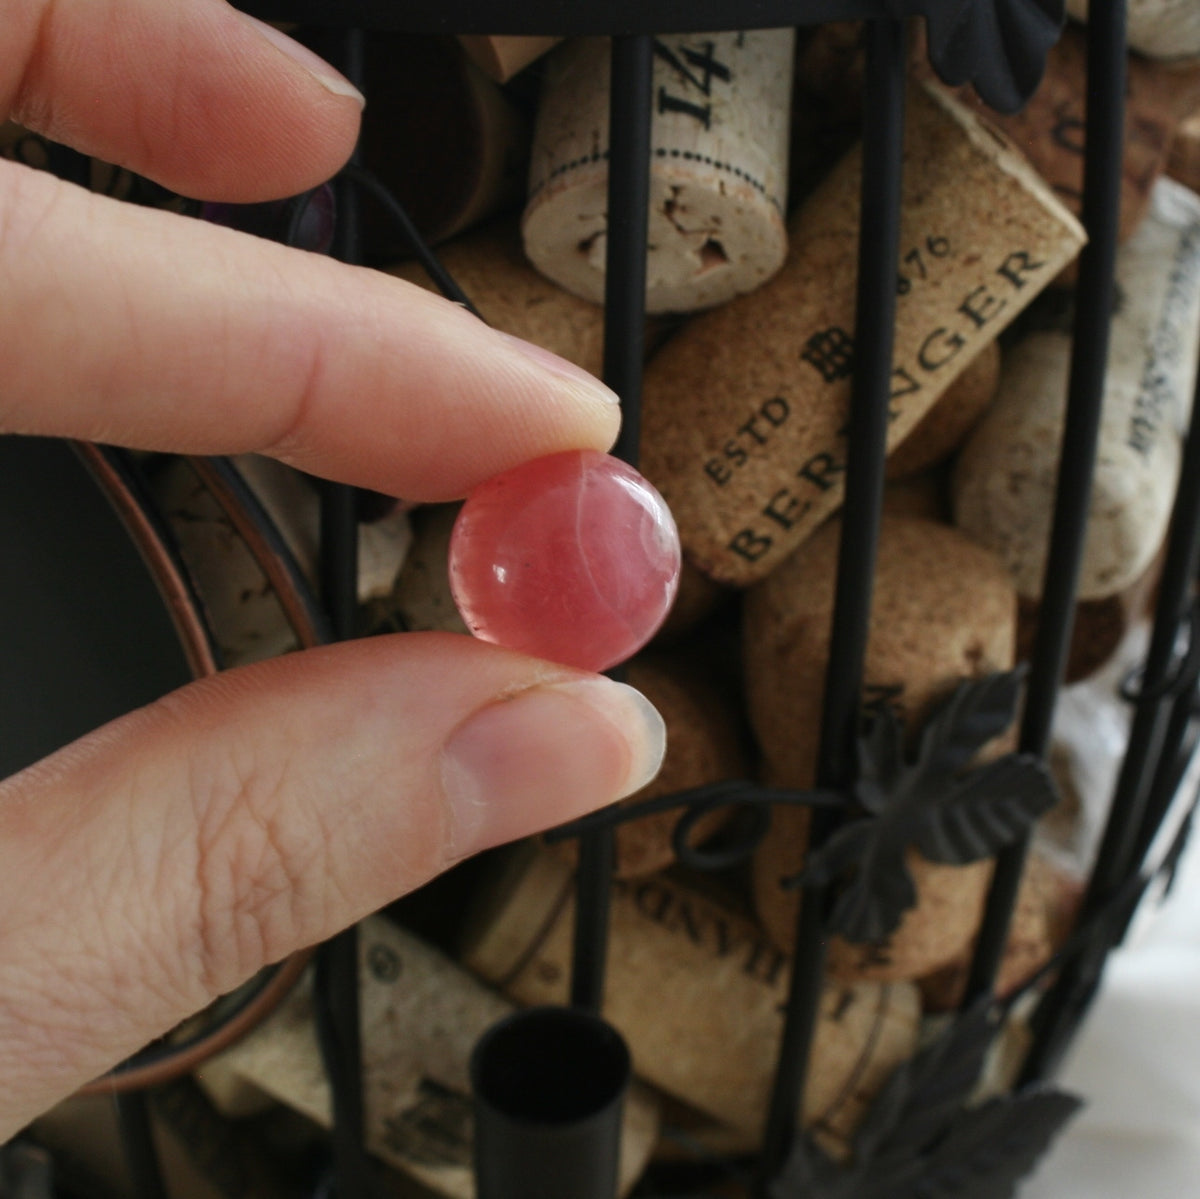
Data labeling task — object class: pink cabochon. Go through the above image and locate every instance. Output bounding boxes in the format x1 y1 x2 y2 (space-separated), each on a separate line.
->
449 450 682 671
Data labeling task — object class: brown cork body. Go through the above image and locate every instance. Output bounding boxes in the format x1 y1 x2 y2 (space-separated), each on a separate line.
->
457 34 561 81
202 916 660 1199
886 340 1001 480
933 24 1200 265
1017 547 1164 684
918 851 1083 1011
640 84 1085 587
361 35 528 252
523 32 795 314
387 222 609 377
744 515 1017 981
461 848 920 1147
550 653 747 878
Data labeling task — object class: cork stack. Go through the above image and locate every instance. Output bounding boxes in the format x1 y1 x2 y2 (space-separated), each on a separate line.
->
954 178 1200 602
388 222 608 378
461 847 921 1152
639 83 1086 587
935 23 1200 266
523 31 795 314
743 514 1018 981
201 916 660 1199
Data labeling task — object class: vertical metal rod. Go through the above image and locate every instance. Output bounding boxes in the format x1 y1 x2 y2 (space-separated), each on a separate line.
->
1022 319 1200 1082
115 1091 169 1199
314 27 371 1198
965 0 1128 1004
757 20 906 1187
570 33 654 1015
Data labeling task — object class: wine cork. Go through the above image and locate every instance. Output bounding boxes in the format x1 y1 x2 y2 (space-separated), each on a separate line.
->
461 847 921 1146
917 851 1081 1011
550 653 746 878
1016 547 1164 683
522 31 795 314
653 559 728 641
204 915 660 1199
457 35 561 82
153 457 412 666
1169 109 1200 194
885 340 1001 480
788 23 866 202
640 84 1086 587
370 503 470 637
361 35 528 252
36 1086 289 1199
882 471 951 523
744 515 1017 981
153 459 299 666
387 222 607 378
233 455 412 604
929 24 1200 260
953 178 1200 601
1068 0 1200 61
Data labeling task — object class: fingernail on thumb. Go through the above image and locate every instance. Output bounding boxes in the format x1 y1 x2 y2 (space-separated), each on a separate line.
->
237 13 366 105
440 677 666 861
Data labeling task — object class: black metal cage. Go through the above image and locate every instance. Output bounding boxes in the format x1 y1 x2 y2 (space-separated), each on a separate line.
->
12 1 1200 1197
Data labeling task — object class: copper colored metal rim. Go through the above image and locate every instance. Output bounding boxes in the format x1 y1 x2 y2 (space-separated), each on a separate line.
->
70 444 321 1092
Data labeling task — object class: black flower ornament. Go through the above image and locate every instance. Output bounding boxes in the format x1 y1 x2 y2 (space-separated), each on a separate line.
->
794 669 1059 944
897 0 1065 114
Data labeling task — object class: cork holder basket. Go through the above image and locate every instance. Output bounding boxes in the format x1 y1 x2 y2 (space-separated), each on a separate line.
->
24 2 1200 1198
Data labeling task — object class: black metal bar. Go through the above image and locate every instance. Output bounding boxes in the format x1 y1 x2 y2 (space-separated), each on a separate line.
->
965 0 1128 1004
312 28 372 1199
757 19 906 1187
114 1091 169 1199
1022 313 1200 1082
604 35 655 469
570 32 654 1015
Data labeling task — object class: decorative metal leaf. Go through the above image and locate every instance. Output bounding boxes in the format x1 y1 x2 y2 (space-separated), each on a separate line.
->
798 670 1057 943
915 754 1059 864
826 848 919 944
907 1088 1083 1198
912 670 1025 789
769 1004 1082 1199
852 1001 999 1168
902 0 1066 115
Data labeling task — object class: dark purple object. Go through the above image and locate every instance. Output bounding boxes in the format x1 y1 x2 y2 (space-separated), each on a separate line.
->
200 184 336 254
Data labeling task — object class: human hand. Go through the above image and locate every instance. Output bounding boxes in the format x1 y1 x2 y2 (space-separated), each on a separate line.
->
0 0 665 1138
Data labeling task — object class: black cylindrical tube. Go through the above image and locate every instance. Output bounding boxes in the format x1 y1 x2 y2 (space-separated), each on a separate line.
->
966 0 1129 1004
758 19 907 1187
472 1007 632 1199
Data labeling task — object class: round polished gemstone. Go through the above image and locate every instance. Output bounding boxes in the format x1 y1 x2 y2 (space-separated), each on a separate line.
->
449 450 682 671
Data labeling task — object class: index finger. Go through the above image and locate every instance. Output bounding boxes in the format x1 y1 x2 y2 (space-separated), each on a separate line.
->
0 164 621 500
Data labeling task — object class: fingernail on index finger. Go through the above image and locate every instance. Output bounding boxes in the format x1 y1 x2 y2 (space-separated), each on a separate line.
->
236 13 366 106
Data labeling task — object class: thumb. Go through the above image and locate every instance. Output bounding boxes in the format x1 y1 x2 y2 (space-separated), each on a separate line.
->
0 633 664 1137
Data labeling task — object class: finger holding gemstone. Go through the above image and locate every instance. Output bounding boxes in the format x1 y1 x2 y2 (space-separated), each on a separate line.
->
448 450 682 672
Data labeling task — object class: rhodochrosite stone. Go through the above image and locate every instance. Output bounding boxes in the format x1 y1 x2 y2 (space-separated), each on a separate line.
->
449 450 682 671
